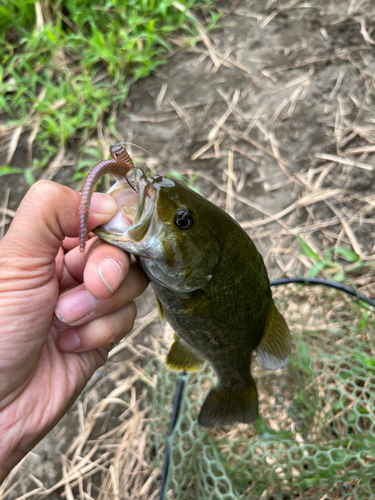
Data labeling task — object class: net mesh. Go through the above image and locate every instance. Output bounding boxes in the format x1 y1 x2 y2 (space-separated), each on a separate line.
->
147 284 375 499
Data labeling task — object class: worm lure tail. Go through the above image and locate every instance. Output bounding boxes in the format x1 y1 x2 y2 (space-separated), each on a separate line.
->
79 145 135 252
109 144 136 165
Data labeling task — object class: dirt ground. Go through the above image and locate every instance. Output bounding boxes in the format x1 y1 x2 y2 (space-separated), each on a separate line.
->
1 0 375 498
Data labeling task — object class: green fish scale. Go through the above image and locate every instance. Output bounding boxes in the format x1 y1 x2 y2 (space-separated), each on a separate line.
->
152 226 271 391
146 285 375 499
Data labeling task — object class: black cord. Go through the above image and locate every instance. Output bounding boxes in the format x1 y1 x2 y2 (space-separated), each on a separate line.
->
159 370 186 500
270 277 375 308
159 278 375 499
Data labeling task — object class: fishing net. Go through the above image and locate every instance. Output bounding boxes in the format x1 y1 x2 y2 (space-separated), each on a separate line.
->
146 284 375 499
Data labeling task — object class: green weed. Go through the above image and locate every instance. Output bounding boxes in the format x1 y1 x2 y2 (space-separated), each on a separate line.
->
167 170 202 194
0 0 217 179
296 235 364 282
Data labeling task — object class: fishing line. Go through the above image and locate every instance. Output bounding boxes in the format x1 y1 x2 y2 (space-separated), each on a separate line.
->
113 142 233 211
113 142 278 236
159 277 375 500
116 142 172 169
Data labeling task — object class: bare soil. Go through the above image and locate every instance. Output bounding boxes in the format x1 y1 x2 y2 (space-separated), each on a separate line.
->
1 0 375 498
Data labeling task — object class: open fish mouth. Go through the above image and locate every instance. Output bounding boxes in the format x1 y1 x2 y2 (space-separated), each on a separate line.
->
94 168 158 254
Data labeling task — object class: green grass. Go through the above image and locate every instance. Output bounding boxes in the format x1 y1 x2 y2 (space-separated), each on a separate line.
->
0 0 217 180
167 170 202 194
296 235 365 282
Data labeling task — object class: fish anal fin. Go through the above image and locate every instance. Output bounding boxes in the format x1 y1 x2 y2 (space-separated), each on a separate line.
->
166 335 205 372
198 382 258 428
257 300 292 371
154 293 166 327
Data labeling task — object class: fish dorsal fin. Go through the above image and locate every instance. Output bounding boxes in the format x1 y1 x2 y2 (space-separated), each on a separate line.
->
166 334 205 372
256 300 292 371
154 293 166 326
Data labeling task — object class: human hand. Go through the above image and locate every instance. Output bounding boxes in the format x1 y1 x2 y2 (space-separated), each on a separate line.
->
0 181 149 481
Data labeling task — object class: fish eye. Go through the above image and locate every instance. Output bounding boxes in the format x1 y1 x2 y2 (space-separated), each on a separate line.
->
174 209 194 230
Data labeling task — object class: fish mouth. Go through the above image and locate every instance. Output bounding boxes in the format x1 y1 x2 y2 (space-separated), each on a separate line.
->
94 168 158 254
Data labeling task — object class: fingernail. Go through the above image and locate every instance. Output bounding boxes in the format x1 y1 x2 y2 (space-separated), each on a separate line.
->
55 290 98 324
98 259 124 294
90 193 118 214
57 329 81 352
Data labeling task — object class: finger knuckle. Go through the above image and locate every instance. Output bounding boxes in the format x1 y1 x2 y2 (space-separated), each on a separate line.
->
115 302 137 339
126 301 137 328
29 180 57 199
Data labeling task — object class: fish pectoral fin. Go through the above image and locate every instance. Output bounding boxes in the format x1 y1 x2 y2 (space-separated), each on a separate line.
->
198 382 258 428
154 293 166 327
166 335 205 372
256 300 292 371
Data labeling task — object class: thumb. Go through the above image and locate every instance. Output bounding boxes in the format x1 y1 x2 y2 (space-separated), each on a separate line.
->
1 180 118 282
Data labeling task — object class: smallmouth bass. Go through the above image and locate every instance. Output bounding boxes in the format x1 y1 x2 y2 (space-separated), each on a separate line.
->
79 144 292 428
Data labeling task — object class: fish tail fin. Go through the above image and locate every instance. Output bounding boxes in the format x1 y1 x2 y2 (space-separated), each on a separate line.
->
256 300 292 371
198 382 258 428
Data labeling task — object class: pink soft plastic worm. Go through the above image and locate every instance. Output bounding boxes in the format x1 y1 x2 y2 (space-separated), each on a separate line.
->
79 145 135 252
